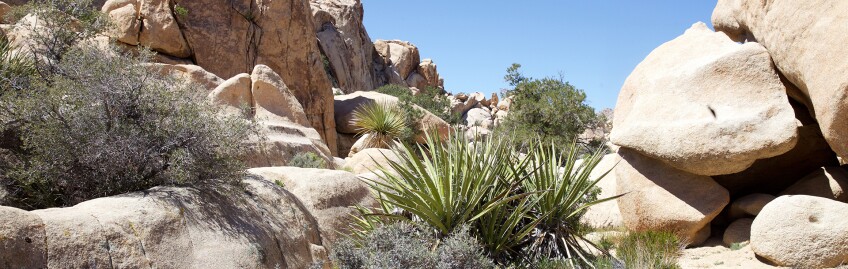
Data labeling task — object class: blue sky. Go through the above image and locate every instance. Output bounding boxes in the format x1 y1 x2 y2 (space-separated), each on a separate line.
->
361 1 718 110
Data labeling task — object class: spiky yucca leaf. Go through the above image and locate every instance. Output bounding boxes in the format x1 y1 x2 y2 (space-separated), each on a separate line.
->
351 100 408 149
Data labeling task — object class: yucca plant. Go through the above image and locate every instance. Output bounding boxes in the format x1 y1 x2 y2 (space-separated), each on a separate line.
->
351 100 409 149
523 142 618 267
363 131 534 236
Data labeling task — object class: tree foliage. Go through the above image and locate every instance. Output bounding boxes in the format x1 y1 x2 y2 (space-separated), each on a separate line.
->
499 64 602 153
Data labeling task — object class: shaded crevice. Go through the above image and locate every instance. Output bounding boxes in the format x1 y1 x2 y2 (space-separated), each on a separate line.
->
168 0 197 64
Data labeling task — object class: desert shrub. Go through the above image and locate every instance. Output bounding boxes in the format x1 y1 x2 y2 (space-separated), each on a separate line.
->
0 0 256 209
359 131 614 265
331 223 494 269
599 231 683 269
352 100 408 149
498 64 603 154
288 152 327 169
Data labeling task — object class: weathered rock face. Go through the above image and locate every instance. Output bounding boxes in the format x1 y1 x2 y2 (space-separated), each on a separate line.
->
208 65 333 168
580 154 623 229
248 167 377 248
310 0 379 94
713 0 848 162
610 22 798 176
780 166 848 203
344 148 400 175
751 195 848 268
464 107 493 129
103 0 338 155
0 178 330 268
616 148 729 245
728 193 775 219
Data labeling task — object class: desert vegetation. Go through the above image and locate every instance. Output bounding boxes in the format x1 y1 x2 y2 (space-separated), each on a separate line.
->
0 0 256 209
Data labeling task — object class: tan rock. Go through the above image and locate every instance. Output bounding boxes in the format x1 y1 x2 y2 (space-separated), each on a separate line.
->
102 0 140 45
781 167 848 202
248 167 377 247
610 22 797 176
146 63 224 91
464 107 493 129
174 0 336 155
344 148 400 175
751 195 848 268
489 93 499 109
0 206 47 268
616 148 729 245
728 193 776 219
714 124 838 195
0 2 11 23
8 178 329 268
417 59 441 89
713 0 848 162
464 126 490 142
311 0 379 94
580 154 623 229
251 65 310 126
723 218 753 246
496 97 512 112
374 40 420 84
208 73 253 118
137 0 190 58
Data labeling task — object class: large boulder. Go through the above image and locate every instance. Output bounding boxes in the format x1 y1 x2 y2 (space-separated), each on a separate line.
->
209 65 333 168
0 178 330 268
780 166 848 203
723 218 753 246
751 195 848 268
344 148 400 175
616 148 729 245
374 40 419 85
102 0 191 58
713 0 848 163
580 154 623 229
728 193 775 219
464 107 493 129
333 91 450 143
610 22 798 176
248 167 377 247
310 0 380 94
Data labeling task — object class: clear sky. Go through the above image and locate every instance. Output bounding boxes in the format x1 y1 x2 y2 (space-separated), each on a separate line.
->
361 1 718 110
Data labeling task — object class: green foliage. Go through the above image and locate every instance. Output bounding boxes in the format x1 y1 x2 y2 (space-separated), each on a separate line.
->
359 132 615 265
498 64 602 153
351 100 408 149
331 223 494 269
375 84 460 128
288 152 327 169
729 242 744 251
173 4 188 17
0 0 257 209
599 231 683 269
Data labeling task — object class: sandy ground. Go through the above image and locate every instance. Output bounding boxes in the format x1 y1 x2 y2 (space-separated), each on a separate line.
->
679 238 783 269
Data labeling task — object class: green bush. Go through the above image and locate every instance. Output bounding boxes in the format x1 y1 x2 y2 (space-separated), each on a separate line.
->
498 64 603 154
288 152 327 169
331 223 494 269
375 84 460 127
359 132 614 265
351 100 409 149
0 0 257 209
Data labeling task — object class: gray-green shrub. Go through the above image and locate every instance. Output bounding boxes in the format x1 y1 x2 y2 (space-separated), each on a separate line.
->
288 152 327 169
0 0 257 209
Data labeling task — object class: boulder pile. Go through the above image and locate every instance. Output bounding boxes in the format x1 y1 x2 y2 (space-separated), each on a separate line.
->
605 1 848 267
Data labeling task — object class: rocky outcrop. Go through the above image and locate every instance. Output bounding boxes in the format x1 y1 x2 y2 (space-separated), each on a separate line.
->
713 0 848 163
248 167 377 247
310 0 379 94
464 107 493 129
616 148 729 245
751 195 848 268
0 178 330 268
610 22 797 176
208 65 333 168
102 0 338 155
344 148 400 175
373 40 443 90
